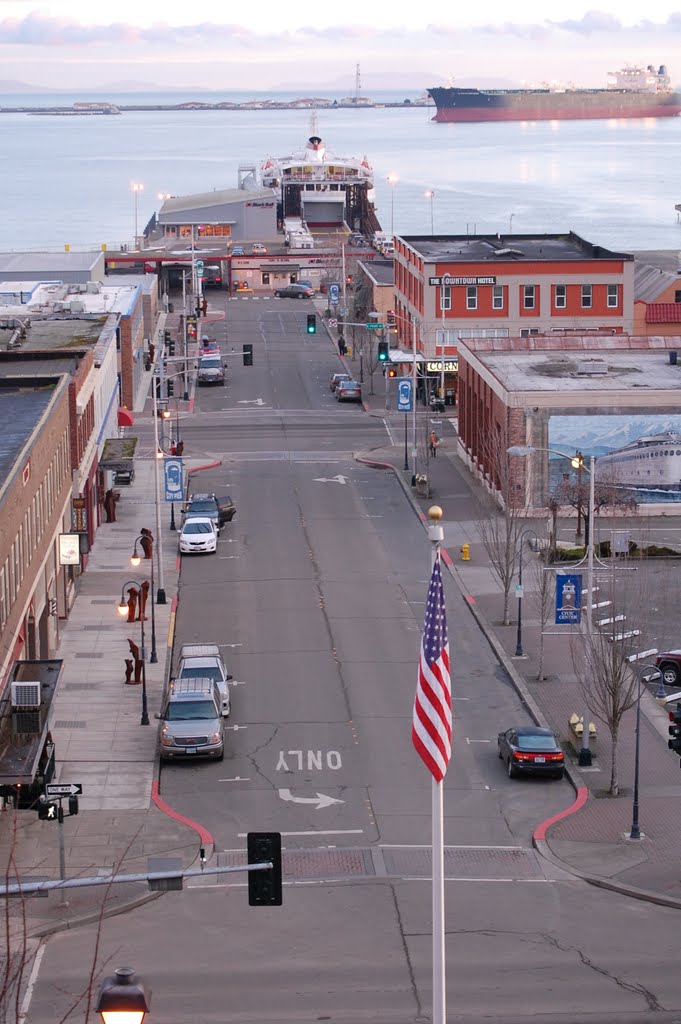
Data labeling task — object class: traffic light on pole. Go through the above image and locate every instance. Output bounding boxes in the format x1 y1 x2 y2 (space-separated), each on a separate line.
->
388 367 397 378
669 704 681 760
378 340 389 362
306 314 317 334
387 310 395 327
38 797 58 821
247 831 282 906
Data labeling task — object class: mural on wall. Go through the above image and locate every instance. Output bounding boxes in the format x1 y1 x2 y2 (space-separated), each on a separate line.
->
548 414 681 502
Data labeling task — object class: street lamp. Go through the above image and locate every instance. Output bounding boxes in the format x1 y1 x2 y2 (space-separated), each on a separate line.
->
131 536 158 664
627 665 661 841
387 174 399 235
117 581 151 726
425 190 435 235
131 183 144 248
508 443 595 767
514 528 539 658
95 966 151 1024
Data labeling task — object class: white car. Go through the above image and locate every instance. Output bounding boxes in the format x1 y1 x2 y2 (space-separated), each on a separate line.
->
178 517 218 554
177 644 232 717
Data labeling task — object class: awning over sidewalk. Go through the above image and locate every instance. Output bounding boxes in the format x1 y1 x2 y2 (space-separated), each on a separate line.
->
0 659 62 790
100 436 138 473
117 407 135 428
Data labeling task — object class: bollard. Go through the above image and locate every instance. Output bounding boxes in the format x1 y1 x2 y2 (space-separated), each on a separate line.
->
461 543 470 561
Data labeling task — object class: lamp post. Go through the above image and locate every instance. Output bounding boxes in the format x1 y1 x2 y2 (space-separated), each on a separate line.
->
95 966 151 1024
131 183 144 248
131 537 157 664
387 174 399 235
514 528 539 658
151 382 167 605
425 190 435 235
117 582 150 726
627 665 662 841
508 444 595 767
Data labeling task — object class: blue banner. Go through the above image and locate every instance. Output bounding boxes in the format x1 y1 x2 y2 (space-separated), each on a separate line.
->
555 573 582 625
328 283 340 305
164 457 184 502
397 379 413 413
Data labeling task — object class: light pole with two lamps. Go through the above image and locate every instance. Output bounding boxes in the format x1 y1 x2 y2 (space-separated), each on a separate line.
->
425 190 435 235
131 182 144 248
131 535 157 664
627 665 662 841
514 528 540 658
117 581 151 726
387 174 399 235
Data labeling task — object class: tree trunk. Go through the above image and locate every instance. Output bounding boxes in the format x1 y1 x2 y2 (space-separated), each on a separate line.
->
502 586 511 626
609 723 619 796
538 633 545 681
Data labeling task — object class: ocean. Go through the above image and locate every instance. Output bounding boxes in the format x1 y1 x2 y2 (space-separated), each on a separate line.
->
1 89 681 253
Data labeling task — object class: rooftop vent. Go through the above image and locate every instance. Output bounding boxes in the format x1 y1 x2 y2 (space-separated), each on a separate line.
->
11 680 41 708
576 359 608 376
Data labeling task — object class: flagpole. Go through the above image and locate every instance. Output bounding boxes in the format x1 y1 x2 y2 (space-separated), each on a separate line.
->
427 505 446 1024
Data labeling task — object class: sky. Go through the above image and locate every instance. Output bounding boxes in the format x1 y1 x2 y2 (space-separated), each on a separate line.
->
2 0 681 92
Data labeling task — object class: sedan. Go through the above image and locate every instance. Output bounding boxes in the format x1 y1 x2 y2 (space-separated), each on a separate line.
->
330 372 352 392
251 243 267 254
178 517 218 555
497 726 565 779
274 284 313 299
336 379 362 403
231 245 245 256
655 651 681 687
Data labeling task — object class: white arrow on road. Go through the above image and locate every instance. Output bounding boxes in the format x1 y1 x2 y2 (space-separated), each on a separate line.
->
313 474 349 484
238 398 266 406
278 788 344 809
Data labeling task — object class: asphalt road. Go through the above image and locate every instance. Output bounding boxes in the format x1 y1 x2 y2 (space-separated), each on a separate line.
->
27 292 681 1024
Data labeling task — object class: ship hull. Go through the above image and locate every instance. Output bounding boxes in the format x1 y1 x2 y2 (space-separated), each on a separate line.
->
428 87 681 123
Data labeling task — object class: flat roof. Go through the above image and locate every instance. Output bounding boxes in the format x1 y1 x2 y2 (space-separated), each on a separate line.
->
399 232 633 264
0 381 60 483
0 281 139 319
0 251 101 274
0 317 107 352
160 187 276 217
360 259 394 286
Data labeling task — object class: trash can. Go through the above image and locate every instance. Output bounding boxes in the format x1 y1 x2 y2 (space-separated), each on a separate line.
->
670 351 678 365
168 302 174 313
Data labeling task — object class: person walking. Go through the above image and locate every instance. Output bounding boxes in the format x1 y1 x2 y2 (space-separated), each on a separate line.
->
429 430 439 458
338 335 346 357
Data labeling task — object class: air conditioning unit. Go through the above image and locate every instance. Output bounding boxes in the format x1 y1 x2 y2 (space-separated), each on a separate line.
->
70 300 85 313
12 710 41 735
577 359 608 375
11 680 41 707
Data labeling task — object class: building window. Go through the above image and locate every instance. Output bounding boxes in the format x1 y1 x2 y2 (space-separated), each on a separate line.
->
440 286 451 311
262 273 270 285
555 284 567 309
581 284 593 308
523 285 535 310
675 290 681 303
520 328 540 337
492 286 504 310
607 284 619 308
466 286 477 310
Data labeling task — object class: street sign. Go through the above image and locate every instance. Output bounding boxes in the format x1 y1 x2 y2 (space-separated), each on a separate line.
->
195 260 205 275
46 783 82 797
366 322 384 330
397 379 413 413
164 457 184 502
328 317 338 328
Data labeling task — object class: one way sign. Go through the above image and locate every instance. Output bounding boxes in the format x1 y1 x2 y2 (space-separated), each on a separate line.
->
46 782 82 797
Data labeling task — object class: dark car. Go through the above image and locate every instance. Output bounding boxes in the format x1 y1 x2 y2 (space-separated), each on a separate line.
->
497 726 565 779
181 493 236 533
330 372 352 392
336 379 362 403
274 284 313 299
655 651 681 687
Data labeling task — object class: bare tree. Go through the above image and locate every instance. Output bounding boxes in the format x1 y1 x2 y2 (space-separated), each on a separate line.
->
530 543 554 681
551 466 638 549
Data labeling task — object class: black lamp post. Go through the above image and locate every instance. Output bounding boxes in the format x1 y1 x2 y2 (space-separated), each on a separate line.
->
117 581 150 726
628 665 662 841
514 529 539 658
95 966 151 1023
131 538 157 664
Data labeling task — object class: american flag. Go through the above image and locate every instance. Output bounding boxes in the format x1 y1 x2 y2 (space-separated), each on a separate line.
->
412 554 452 782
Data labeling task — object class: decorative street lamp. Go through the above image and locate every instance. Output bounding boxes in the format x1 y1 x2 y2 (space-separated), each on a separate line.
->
627 665 662 841
131 535 158 664
425 190 435 235
387 174 399 235
95 967 151 1024
514 528 539 658
117 581 151 726
131 183 144 248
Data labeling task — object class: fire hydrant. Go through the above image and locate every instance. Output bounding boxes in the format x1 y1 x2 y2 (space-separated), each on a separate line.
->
461 543 470 561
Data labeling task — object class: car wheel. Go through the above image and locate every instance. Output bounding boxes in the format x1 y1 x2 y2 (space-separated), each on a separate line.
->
217 749 224 762
554 770 565 780
298 293 305 299
274 291 281 297
507 758 518 779
660 662 680 686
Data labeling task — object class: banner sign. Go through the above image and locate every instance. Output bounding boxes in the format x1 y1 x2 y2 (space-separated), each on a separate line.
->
429 275 497 287
71 497 88 534
555 573 582 625
397 379 413 413
164 457 184 502
426 360 458 373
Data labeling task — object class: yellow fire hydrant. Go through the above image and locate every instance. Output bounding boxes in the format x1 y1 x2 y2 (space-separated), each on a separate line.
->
461 543 470 561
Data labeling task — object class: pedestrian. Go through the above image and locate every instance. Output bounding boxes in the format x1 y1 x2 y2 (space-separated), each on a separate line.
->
175 439 185 456
429 430 439 458
338 335 346 356
104 488 116 523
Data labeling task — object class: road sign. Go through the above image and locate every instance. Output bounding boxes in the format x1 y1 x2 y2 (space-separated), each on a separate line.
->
164 457 184 502
328 317 338 328
195 260 205 275
46 783 82 797
397 379 413 413
366 322 384 330
329 283 341 305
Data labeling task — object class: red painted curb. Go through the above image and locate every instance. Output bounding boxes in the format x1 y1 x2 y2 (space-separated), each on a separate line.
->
187 459 222 476
533 785 589 842
151 779 214 846
441 547 453 567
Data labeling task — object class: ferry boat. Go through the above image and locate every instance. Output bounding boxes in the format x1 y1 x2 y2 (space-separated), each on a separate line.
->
428 64 681 123
596 431 681 491
260 123 380 235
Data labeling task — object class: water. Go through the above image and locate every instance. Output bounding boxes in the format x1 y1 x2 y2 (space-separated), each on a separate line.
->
1 89 680 252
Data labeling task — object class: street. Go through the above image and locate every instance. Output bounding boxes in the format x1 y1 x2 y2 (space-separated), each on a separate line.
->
25 292 681 1024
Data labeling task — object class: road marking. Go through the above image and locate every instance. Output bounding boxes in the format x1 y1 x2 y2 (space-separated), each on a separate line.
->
225 724 248 731
278 788 344 809
235 829 364 839
228 679 247 686
18 941 46 1024
218 776 251 782
238 398 266 406
219 643 243 648
314 474 349 484
404 876 552 884
598 614 626 625
384 419 394 443
465 738 491 743
218 555 240 559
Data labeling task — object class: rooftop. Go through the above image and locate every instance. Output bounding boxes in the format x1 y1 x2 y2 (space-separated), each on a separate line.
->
360 259 394 287
0 380 62 485
0 281 139 322
0 251 102 275
399 232 633 264
159 187 276 219
634 262 679 302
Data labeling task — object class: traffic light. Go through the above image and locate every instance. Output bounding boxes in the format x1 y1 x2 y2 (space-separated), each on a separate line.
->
378 340 389 362
306 314 317 334
387 310 395 327
68 795 79 816
388 368 397 378
38 798 58 821
247 832 282 906
243 343 253 366
669 704 681 759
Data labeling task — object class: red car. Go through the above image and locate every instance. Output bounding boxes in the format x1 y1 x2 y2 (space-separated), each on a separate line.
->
201 337 219 354
655 652 681 687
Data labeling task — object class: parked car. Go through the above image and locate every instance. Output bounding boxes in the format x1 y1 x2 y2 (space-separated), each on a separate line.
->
231 245 245 256
201 336 219 354
176 644 232 717
297 279 315 292
158 678 224 761
336 379 362 403
655 651 681 687
497 726 565 780
178 517 218 555
251 243 267 254
330 372 352 392
181 493 236 533
197 354 226 386
274 284 313 299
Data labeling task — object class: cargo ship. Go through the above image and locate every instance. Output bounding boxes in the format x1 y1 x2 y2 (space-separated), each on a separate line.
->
428 64 681 123
596 431 681 491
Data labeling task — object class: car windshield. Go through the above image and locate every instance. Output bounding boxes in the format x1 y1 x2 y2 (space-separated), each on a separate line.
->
516 734 556 751
180 667 221 681
200 358 221 367
183 521 213 535
187 501 215 514
166 700 217 720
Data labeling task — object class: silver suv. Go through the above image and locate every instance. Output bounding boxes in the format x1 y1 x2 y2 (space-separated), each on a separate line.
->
158 678 224 761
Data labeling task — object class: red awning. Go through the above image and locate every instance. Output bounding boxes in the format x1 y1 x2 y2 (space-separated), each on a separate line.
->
118 407 135 428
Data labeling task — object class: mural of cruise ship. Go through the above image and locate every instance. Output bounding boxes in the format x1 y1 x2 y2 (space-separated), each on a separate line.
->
596 431 681 490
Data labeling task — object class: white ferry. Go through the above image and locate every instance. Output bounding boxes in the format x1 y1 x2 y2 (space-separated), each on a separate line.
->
596 431 681 490
260 124 378 235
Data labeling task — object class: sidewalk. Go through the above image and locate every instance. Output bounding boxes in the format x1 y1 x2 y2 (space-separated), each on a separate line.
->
1 357 211 937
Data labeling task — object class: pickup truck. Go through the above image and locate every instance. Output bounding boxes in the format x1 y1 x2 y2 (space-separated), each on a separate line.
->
197 354 226 386
176 643 232 717
181 493 236 534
